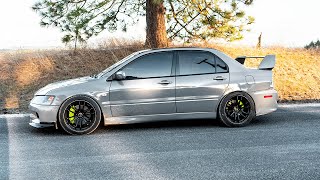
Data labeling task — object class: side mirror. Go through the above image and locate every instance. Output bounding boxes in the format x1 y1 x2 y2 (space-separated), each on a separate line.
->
115 71 126 80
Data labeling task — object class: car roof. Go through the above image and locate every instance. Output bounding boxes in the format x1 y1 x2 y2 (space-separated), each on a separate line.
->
138 47 215 53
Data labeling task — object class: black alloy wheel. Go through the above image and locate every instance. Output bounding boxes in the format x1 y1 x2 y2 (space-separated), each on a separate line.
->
58 95 101 135
218 92 255 127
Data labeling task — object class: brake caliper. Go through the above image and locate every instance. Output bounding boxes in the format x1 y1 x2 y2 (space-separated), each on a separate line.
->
69 105 76 124
238 100 244 109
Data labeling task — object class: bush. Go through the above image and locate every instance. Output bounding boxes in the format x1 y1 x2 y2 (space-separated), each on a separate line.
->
305 40 320 49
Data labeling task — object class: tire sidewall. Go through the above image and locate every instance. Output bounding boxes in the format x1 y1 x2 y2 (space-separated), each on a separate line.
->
58 95 102 135
218 92 255 127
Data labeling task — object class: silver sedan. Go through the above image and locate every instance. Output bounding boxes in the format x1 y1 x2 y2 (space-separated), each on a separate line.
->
29 47 278 135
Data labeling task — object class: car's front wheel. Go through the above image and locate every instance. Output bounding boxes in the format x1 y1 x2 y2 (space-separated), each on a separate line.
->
58 95 101 135
218 92 255 127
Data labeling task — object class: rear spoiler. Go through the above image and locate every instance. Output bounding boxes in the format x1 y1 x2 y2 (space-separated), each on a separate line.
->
235 55 276 70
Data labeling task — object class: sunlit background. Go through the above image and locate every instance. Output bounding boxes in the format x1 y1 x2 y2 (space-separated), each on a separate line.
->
0 0 319 49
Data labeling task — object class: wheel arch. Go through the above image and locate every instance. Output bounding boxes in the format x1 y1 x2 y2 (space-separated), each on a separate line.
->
217 90 256 116
56 94 105 128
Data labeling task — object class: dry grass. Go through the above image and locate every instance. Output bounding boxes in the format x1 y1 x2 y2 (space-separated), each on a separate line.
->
0 40 319 113
0 41 145 112
212 45 320 101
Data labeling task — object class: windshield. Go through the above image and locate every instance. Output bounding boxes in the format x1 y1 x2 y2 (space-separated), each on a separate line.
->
97 52 138 78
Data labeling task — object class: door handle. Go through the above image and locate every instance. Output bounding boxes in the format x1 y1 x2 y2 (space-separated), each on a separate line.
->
158 80 172 85
213 76 227 81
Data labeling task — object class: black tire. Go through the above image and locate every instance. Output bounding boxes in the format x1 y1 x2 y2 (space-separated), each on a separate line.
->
218 92 255 127
58 95 102 135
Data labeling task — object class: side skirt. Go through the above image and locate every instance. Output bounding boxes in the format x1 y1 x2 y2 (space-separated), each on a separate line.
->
104 112 217 125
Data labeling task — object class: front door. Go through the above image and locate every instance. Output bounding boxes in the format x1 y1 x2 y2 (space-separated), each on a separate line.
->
175 50 229 113
109 51 176 117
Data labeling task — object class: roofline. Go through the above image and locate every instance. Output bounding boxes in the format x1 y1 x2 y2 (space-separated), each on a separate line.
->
153 46 198 49
141 47 217 53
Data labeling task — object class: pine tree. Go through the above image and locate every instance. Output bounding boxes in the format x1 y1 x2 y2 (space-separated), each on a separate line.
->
305 40 320 49
32 0 255 49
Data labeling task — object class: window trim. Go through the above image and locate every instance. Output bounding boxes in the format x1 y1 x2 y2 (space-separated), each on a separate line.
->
111 51 175 81
176 50 229 76
215 55 229 74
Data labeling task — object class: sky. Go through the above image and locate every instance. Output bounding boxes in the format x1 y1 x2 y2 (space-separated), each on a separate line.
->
0 0 319 49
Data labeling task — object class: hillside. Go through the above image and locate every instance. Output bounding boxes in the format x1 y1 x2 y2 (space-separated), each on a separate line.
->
0 43 319 113
215 45 320 102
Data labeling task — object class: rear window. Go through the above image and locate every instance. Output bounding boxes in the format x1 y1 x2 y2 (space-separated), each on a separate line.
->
178 51 228 75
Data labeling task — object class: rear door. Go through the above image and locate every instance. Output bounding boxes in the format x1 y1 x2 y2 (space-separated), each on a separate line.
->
109 51 176 117
176 50 229 113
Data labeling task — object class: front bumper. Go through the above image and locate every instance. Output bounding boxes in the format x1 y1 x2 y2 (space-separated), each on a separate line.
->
29 117 56 128
250 89 278 116
29 103 59 128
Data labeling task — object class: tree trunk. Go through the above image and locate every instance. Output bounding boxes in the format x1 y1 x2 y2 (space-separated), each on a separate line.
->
145 0 167 48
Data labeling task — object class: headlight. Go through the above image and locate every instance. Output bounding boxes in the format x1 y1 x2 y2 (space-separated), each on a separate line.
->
31 95 55 105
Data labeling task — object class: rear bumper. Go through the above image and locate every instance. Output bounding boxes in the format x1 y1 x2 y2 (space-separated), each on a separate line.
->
28 103 59 128
250 89 278 116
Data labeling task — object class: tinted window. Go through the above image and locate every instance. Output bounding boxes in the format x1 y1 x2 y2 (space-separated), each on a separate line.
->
122 52 173 79
216 56 228 73
178 51 216 75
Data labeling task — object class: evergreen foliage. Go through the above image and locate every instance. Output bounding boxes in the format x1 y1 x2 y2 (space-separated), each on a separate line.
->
32 0 255 48
305 40 320 49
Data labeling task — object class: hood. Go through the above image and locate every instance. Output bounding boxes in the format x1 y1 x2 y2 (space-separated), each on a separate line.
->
35 76 96 95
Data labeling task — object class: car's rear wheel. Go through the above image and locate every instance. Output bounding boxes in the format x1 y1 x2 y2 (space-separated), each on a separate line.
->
58 95 101 135
218 92 255 127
